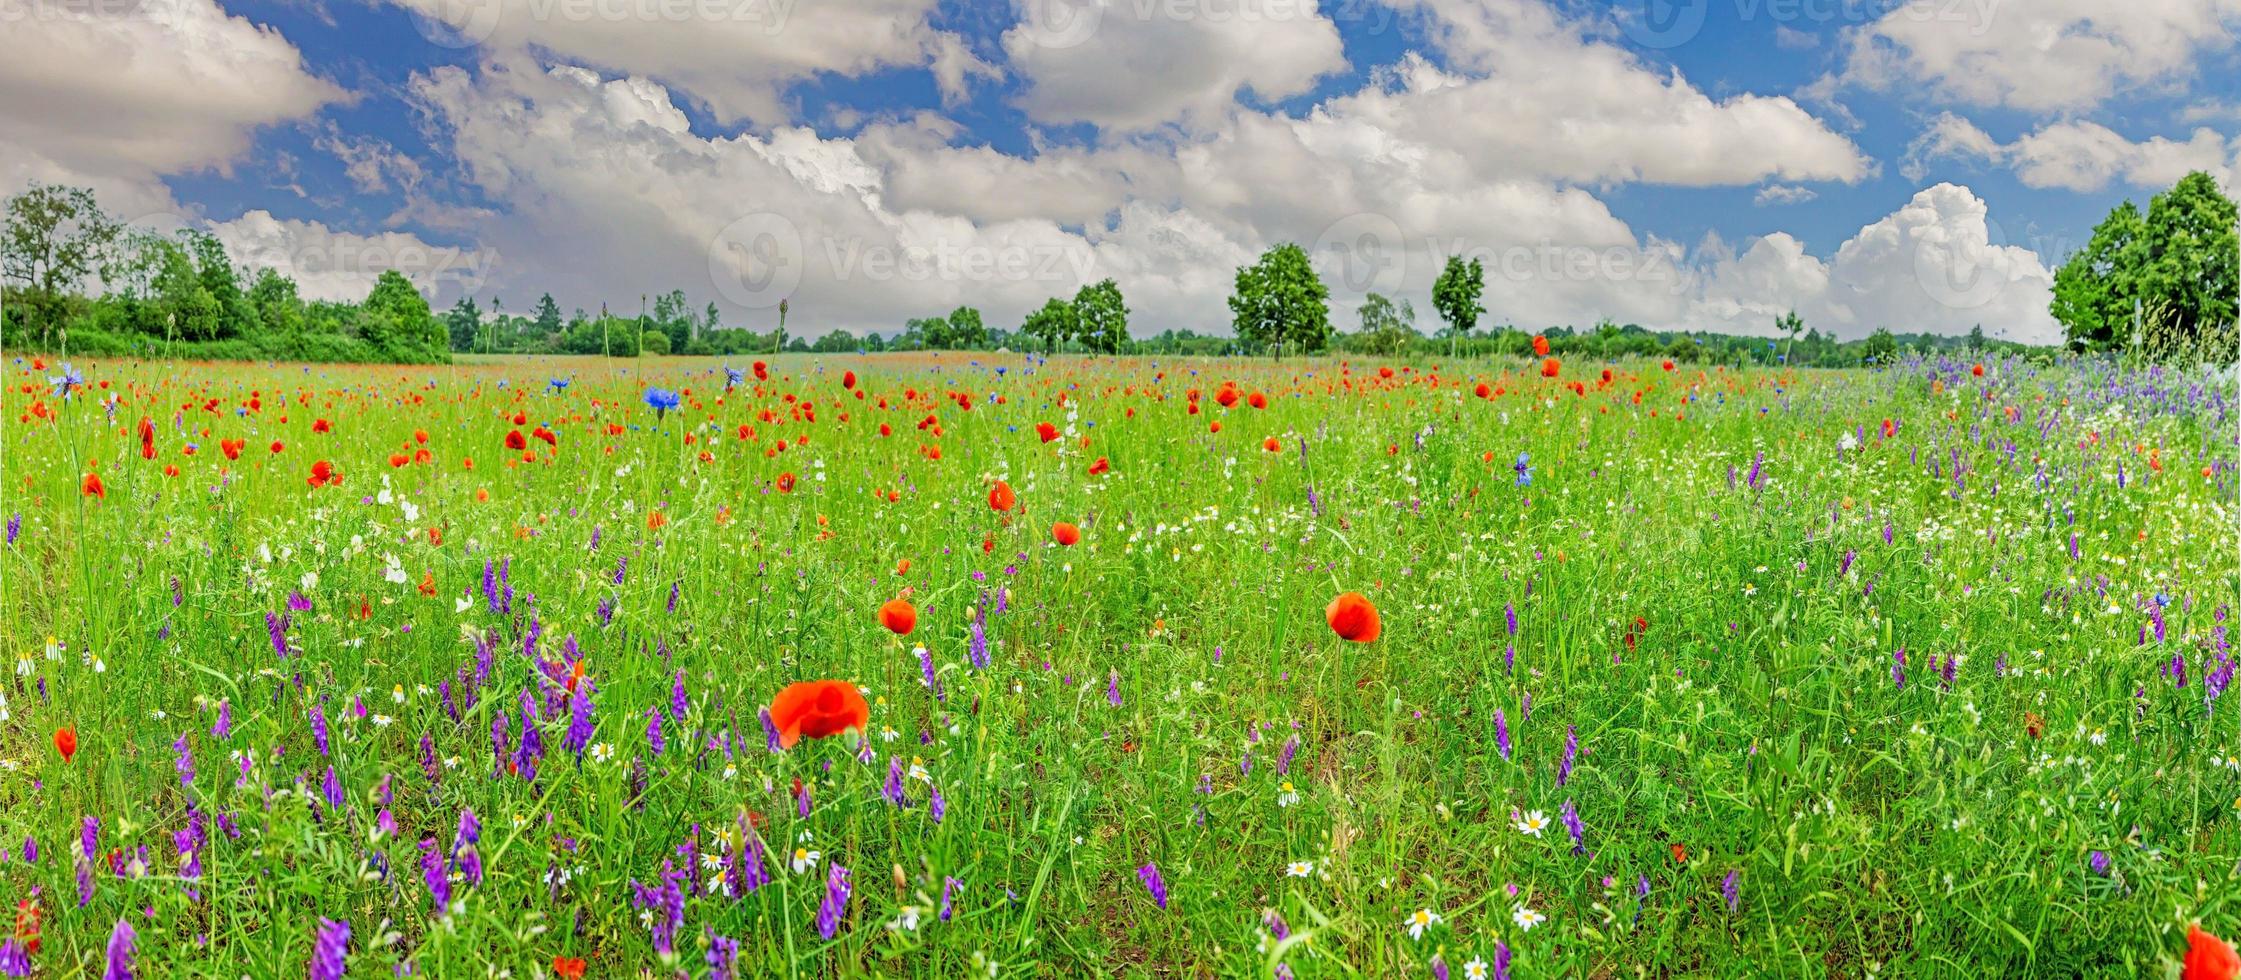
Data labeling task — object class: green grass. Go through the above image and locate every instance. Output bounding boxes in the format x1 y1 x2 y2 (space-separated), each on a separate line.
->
0 350 2234 978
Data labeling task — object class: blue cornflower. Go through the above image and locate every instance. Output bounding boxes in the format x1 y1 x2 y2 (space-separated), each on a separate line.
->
48 363 83 400
1514 452 1531 487
643 387 681 419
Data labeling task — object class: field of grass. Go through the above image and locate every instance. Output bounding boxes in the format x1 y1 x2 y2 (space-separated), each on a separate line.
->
1 350 2236 978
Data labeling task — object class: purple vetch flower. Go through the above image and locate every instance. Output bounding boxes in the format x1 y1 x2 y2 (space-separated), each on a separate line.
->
1891 647 1905 690
211 700 231 740
18 836 33 865
1431 954 1449 980
1505 603 1518 636
670 669 689 721
1745 451 1764 491
1278 735 1298 776
100 918 135 980
967 617 990 670
705 929 739 980
1721 869 1740 913
917 645 944 702
3 514 17 546
266 612 292 659
420 735 440 786
929 782 947 824
322 766 345 811
1505 643 1515 674
173 732 193 788
309 703 331 756
1556 725 1577 787
1136 861 1168 909
0 937 26 977
758 707 782 754
1107 669 1122 708
309 918 349 980
1839 549 1856 578
884 756 909 808
563 684 595 760
1494 941 1513 980
667 579 681 614
2089 850 2110 877
728 824 770 897
631 866 686 957
1560 798 1584 855
1494 708 1511 762
646 706 666 756
815 863 853 939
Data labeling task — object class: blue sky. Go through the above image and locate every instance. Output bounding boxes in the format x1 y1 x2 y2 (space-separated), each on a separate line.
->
5 0 2236 342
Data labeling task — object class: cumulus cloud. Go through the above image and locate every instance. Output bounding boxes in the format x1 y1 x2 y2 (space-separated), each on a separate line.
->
1001 0 1346 130
382 0 987 125
208 210 497 303
1684 183 2061 344
1840 0 2241 112
0 0 338 179
1907 112 2241 193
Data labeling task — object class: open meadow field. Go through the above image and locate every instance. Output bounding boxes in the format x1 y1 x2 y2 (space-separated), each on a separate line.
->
1 351 2237 978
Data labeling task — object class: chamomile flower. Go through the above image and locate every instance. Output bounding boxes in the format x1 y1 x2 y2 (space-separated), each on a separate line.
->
1464 957 1490 980
790 847 822 875
1511 903 1546 930
589 742 615 763
1516 810 1549 836
1277 780 1300 807
1404 908 1442 940
1286 860 1314 878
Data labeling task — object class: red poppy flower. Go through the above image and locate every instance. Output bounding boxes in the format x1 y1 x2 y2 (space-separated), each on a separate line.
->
1661 360 1674 371
768 680 871 749
2188 925 2240 980
533 427 556 446
313 418 331 433
15 898 39 954
842 370 857 389
308 460 340 488
80 473 104 499
552 957 586 980
1474 382 1491 398
1051 521 1080 546
270 440 284 454
1325 592 1381 642
879 598 917 635
389 453 409 468
1531 335 1550 357
1247 392 1268 409
774 472 796 493
220 439 243 460
1541 357 1561 378
1035 422 1059 443
1262 437 1282 452
1215 387 1240 408
988 480 1016 512
753 361 769 381
1087 457 1110 476
53 727 76 763
1971 363 1985 377
505 429 528 451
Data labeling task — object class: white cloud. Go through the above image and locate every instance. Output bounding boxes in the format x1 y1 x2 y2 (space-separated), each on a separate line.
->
382 0 986 125
1001 0 1346 130
1907 112 2241 193
208 209 497 303
1841 0 2241 112
1754 185 1818 206
0 0 338 179
1685 183 2061 344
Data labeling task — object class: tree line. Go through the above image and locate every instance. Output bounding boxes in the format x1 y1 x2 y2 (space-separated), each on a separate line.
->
7 173 2232 364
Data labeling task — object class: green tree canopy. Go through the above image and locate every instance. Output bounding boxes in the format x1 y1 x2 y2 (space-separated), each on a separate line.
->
1229 243 1329 356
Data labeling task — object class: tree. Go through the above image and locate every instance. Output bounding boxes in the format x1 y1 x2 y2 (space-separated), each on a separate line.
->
186 230 253 339
360 270 448 361
2053 171 2238 355
1021 297 1078 353
1431 255 1485 357
1774 309 1805 363
1073 279 1128 354
640 328 671 355
704 301 722 336
1352 292 1418 356
445 296 482 352
946 306 988 348
250 267 305 336
1229 243 1329 357
151 238 218 344
533 292 565 337
2 184 122 340
1861 327 1898 364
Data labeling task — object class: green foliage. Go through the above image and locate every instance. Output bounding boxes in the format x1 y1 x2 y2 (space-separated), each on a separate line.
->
1021 297 1078 354
1431 256 1485 342
1 182 121 341
1347 291 1419 356
946 306 989 349
640 328 671 355
1072 279 1128 354
1229 242 1330 356
2053 171 2239 357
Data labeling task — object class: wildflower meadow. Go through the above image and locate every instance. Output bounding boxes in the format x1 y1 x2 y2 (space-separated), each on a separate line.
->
2 350 2237 978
